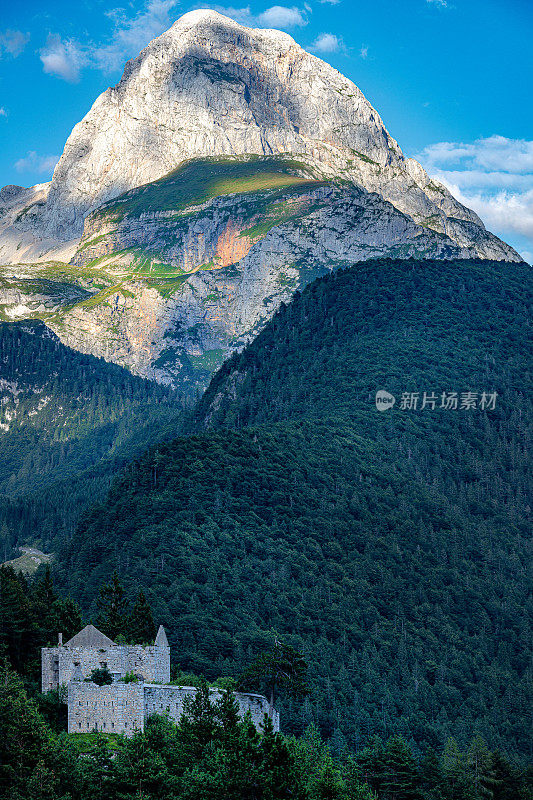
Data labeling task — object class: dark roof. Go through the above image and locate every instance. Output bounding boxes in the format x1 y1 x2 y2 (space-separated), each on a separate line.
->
65 624 116 648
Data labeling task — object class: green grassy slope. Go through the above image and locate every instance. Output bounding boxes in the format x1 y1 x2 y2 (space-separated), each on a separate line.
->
56 259 531 757
95 156 327 220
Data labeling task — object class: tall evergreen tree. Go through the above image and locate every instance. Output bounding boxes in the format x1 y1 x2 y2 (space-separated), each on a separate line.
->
381 736 420 800
127 590 156 644
96 572 128 640
241 638 309 719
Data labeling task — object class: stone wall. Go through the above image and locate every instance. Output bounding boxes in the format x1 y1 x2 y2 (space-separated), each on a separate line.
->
143 684 279 731
68 681 145 735
67 682 279 736
42 643 170 691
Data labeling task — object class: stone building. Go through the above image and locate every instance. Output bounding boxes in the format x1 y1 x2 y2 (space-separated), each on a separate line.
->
42 624 170 691
42 624 278 736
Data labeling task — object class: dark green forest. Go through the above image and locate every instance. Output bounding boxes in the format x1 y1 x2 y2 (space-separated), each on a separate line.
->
4 656 531 800
1 566 531 800
0 322 184 558
50 259 531 760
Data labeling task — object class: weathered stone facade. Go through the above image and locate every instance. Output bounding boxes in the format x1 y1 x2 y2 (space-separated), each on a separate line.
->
68 682 279 736
41 624 170 692
68 681 145 735
43 624 278 736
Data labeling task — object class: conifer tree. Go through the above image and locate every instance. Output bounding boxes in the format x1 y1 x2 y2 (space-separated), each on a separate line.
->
381 736 420 800
96 572 128 640
241 637 309 719
127 590 156 644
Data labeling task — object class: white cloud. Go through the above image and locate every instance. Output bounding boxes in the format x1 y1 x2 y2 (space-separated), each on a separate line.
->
15 152 60 175
0 29 29 58
426 0 448 7
257 6 308 28
39 34 87 82
38 1 180 80
38 2 309 82
205 6 254 24
311 33 341 53
95 0 180 72
417 135 533 257
318 0 340 4
419 135 533 174
360 45 368 59
201 3 308 29
0 107 7 118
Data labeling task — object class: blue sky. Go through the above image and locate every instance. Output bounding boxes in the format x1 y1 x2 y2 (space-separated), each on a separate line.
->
0 0 531 260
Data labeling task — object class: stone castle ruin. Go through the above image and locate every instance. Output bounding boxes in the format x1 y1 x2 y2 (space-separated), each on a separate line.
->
42 624 278 736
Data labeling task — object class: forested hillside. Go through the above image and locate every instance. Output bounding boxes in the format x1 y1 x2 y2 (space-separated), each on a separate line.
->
55 259 532 758
0 322 184 558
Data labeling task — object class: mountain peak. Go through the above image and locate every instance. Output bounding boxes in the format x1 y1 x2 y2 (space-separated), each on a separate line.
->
0 9 519 264
171 9 243 29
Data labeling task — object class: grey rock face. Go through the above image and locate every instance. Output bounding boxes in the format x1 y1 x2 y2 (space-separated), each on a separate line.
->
0 10 520 262
0 167 513 386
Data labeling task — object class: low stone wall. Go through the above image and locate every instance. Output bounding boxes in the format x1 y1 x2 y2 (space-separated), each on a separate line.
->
67 681 279 736
143 684 279 732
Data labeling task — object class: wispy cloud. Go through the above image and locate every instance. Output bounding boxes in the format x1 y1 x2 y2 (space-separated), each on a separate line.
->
205 4 308 29
426 0 448 7
359 45 368 59
38 2 310 83
39 34 87 82
38 0 180 81
0 107 7 119
204 6 254 24
419 136 533 174
417 135 533 256
310 33 342 53
95 0 180 72
0 29 30 58
257 6 308 27
15 151 60 175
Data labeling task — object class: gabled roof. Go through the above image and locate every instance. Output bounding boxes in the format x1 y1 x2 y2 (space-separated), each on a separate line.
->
154 625 169 648
65 624 116 648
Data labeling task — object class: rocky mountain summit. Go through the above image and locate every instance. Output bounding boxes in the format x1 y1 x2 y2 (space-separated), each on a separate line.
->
0 10 522 386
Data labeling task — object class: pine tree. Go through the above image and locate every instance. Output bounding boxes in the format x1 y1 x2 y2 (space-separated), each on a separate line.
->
241 637 309 719
78 734 116 800
96 572 128 640
0 662 66 798
127 590 156 644
467 735 493 798
309 753 346 800
382 735 420 800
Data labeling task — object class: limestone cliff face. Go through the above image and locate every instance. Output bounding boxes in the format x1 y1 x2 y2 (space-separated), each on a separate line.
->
1 157 518 386
0 10 520 263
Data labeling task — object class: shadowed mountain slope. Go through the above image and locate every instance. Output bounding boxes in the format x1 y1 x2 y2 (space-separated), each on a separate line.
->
0 321 183 556
56 258 532 757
